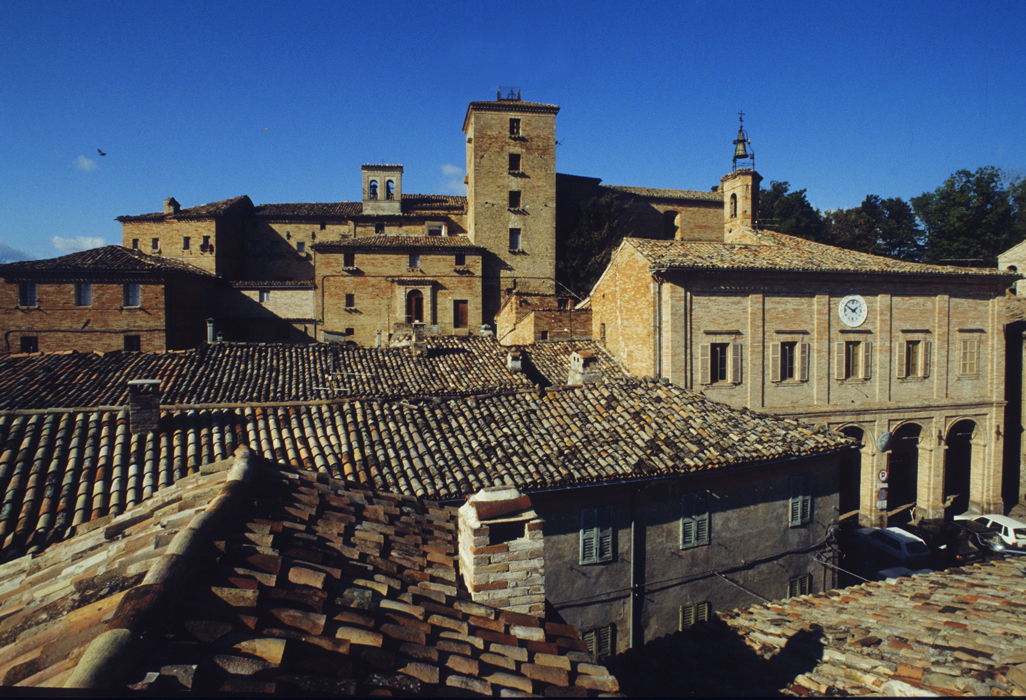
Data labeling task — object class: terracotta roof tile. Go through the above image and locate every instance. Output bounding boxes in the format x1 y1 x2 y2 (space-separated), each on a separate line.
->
628 230 1020 278
313 233 482 252
256 193 466 220
604 184 722 202
0 246 214 278
116 195 253 223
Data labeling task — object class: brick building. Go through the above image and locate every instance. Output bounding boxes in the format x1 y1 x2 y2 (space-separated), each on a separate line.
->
589 161 1019 527
0 246 215 353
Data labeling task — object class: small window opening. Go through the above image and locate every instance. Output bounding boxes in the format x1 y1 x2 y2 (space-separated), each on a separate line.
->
369 180 378 200
202 235 211 248
409 253 420 269
182 236 190 250
151 238 160 251
508 191 521 209
297 241 306 253
508 153 521 171
131 238 139 249
345 327 354 336
455 253 466 266
20 336 38 353
540 330 549 341
711 343 729 382
259 290 270 303
781 341 797 380
509 118 521 136
345 293 355 308
509 228 522 250
386 180 394 200
375 223 385 235
344 252 355 268
124 335 141 352
488 521 524 546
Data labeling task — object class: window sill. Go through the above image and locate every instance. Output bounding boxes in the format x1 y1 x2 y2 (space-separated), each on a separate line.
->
897 375 928 382
17 305 39 310
343 267 359 273
772 379 807 385
406 267 421 273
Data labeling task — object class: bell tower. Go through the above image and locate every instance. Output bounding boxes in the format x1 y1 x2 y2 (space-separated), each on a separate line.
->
721 112 762 239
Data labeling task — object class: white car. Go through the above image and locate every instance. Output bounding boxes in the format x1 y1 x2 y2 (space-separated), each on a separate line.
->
954 514 1026 548
854 526 932 568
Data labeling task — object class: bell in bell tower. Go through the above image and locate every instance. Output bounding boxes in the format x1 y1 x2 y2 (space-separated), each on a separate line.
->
720 111 762 239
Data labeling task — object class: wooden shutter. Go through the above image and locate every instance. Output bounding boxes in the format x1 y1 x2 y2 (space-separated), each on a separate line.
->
896 341 907 378
771 343 781 382
789 475 811 526
834 342 845 379
580 509 597 564
700 344 711 384
731 343 742 384
597 506 613 562
681 604 695 630
682 492 710 548
862 341 872 380
923 340 931 377
800 343 810 382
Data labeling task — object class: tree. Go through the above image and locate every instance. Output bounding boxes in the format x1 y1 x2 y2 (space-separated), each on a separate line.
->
757 181 827 243
911 166 1019 266
822 195 925 262
556 190 635 297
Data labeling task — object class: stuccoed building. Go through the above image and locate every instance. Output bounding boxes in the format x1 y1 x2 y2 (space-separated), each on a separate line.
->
588 140 1019 528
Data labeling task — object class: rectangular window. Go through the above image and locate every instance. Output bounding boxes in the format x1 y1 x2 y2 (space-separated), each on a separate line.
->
427 225 443 236
509 228 522 250
345 293 355 308
259 290 270 303
580 506 613 564
789 475 812 527
558 298 570 310
453 300 468 329
375 223 385 235
959 338 979 376
787 574 812 598
124 335 141 352
680 602 711 630
540 330 548 341
408 253 420 269
681 491 711 549
182 236 191 250
508 153 521 171
131 238 139 250
897 339 931 379
508 191 522 209
582 625 614 661
600 323 606 342
151 238 159 251
771 341 809 382
345 327 354 336
344 252 355 268
297 241 306 253
835 340 872 380
455 253 466 267
509 118 521 137
75 282 92 307
19 282 37 307
700 342 741 384
19 336 38 353
123 283 141 307
202 235 211 249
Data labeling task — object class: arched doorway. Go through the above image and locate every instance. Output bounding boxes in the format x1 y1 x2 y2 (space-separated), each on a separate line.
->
406 289 424 323
944 420 975 516
887 423 922 523
838 426 864 519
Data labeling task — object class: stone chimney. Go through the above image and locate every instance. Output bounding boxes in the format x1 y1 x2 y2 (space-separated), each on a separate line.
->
128 379 161 434
164 197 181 215
459 487 545 615
568 350 601 385
507 350 522 373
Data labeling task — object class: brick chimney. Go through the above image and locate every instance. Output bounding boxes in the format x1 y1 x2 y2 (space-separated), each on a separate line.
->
163 197 181 215
458 487 545 615
127 379 161 434
568 350 601 385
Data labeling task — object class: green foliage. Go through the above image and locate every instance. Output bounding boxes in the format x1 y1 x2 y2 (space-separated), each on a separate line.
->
556 191 635 297
822 195 926 262
911 166 1019 266
757 181 827 242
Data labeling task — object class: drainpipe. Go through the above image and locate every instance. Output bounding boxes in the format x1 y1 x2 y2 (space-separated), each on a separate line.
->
654 279 662 378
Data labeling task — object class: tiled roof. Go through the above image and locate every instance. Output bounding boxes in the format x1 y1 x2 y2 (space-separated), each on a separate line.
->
0 246 214 278
313 234 483 253
514 340 623 387
0 338 550 409
628 230 1020 278
256 194 466 220
0 449 619 694
229 280 315 289
604 184 723 202
0 377 850 560
116 195 253 222
609 559 1026 696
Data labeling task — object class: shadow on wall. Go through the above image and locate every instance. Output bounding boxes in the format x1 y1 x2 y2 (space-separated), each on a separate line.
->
604 617 826 697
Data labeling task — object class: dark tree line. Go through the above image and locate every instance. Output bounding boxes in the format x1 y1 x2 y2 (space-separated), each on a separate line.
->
556 166 1025 297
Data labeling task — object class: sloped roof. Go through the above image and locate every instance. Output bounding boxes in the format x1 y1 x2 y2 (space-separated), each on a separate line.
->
0 449 618 694
312 234 483 253
256 194 466 220
611 559 1026 696
116 195 253 223
0 377 851 559
603 184 723 203
0 246 214 278
627 229 1020 278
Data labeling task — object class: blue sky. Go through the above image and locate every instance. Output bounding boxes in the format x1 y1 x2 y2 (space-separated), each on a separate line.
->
2 0 1023 261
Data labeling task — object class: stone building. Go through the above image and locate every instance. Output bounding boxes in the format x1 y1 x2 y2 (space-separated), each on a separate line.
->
0 246 215 353
588 153 1019 527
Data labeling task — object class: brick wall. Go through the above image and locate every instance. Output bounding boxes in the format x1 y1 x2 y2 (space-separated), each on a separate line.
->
590 244 654 376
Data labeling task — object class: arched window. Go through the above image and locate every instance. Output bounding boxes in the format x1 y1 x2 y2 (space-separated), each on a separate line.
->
730 194 738 218
406 289 424 323
369 180 378 200
386 180 395 200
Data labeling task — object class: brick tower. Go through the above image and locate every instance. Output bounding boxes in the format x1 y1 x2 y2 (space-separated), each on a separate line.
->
463 90 559 323
721 113 762 239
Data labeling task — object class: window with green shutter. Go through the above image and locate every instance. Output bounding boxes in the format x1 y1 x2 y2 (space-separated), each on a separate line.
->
680 601 711 630
580 506 613 564
681 491 710 548
789 475 812 527
787 574 812 598
582 624 615 660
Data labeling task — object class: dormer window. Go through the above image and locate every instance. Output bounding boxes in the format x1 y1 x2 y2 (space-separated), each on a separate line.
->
369 180 378 200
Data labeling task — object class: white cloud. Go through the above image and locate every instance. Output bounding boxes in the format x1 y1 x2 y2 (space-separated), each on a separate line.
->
440 164 466 195
51 235 106 255
0 240 33 262
75 155 98 172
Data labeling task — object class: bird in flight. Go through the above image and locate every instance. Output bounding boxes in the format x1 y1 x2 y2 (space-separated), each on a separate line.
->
97 149 107 156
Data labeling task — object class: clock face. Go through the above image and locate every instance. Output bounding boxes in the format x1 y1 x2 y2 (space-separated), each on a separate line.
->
839 294 867 327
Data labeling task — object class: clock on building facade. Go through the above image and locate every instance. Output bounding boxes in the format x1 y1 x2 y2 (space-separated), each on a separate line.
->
838 294 868 327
